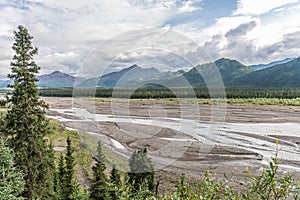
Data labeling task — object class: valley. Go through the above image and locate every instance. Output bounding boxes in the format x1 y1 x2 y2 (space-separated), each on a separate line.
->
44 97 300 179
2 2 300 198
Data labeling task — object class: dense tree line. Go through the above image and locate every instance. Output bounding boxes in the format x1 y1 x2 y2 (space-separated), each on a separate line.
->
38 87 300 99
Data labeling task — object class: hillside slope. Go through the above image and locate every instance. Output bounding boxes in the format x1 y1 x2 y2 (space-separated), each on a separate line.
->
166 58 253 87
233 57 300 88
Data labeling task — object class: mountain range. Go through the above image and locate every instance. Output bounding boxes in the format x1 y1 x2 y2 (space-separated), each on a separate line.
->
78 64 161 87
0 57 300 88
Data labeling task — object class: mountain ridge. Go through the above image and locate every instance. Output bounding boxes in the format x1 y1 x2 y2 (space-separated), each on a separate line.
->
0 57 300 88
163 58 254 87
0 71 85 88
250 58 295 71
77 64 161 87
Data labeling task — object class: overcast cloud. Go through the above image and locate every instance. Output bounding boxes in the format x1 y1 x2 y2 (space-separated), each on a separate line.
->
0 0 300 78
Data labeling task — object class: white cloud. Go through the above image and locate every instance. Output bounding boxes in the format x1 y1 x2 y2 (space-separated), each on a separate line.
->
175 0 300 65
78 28 207 77
0 0 300 78
234 0 299 16
187 15 258 46
0 0 183 77
127 0 176 10
177 0 202 13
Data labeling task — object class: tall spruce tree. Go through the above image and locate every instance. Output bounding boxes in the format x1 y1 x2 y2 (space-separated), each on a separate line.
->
55 154 65 199
110 164 122 200
4 25 55 198
128 148 154 192
0 138 25 200
62 136 78 200
56 137 81 200
89 141 111 200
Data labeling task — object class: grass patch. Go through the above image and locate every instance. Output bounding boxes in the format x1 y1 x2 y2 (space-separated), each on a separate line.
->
83 96 300 106
47 119 129 184
79 131 129 172
47 120 93 187
166 98 300 106
226 98 300 106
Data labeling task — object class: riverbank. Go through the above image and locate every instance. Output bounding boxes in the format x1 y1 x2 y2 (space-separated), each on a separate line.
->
43 97 300 180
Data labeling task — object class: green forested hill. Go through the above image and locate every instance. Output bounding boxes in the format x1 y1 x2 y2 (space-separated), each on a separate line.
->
165 58 253 87
232 57 300 88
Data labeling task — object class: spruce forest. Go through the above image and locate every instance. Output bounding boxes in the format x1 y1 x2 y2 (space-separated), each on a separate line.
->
1 26 300 200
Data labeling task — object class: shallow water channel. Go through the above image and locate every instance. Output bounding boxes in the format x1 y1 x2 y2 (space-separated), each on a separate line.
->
47 107 300 172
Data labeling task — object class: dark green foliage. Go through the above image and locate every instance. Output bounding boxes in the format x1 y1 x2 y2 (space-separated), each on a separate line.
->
59 136 79 200
0 99 5 108
55 154 65 199
39 87 300 99
58 154 65 185
44 142 57 198
110 165 121 187
3 25 55 199
0 138 25 200
0 113 5 133
110 164 122 200
128 148 154 193
89 141 111 200
64 136 76 197
55 137 87 200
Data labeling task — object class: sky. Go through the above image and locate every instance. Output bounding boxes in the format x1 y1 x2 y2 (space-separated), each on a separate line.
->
0 0 300 78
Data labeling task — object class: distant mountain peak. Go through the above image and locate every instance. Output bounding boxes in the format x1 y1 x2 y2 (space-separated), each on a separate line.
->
214 57 245 66
78 64 161 87
215 57 233 62
131 64 138 68
126 64 138 70
51 71 64 75
38 71 85 87
41 71 70 77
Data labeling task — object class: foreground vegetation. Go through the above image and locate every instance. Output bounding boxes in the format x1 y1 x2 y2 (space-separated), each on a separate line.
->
3 129 300 199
